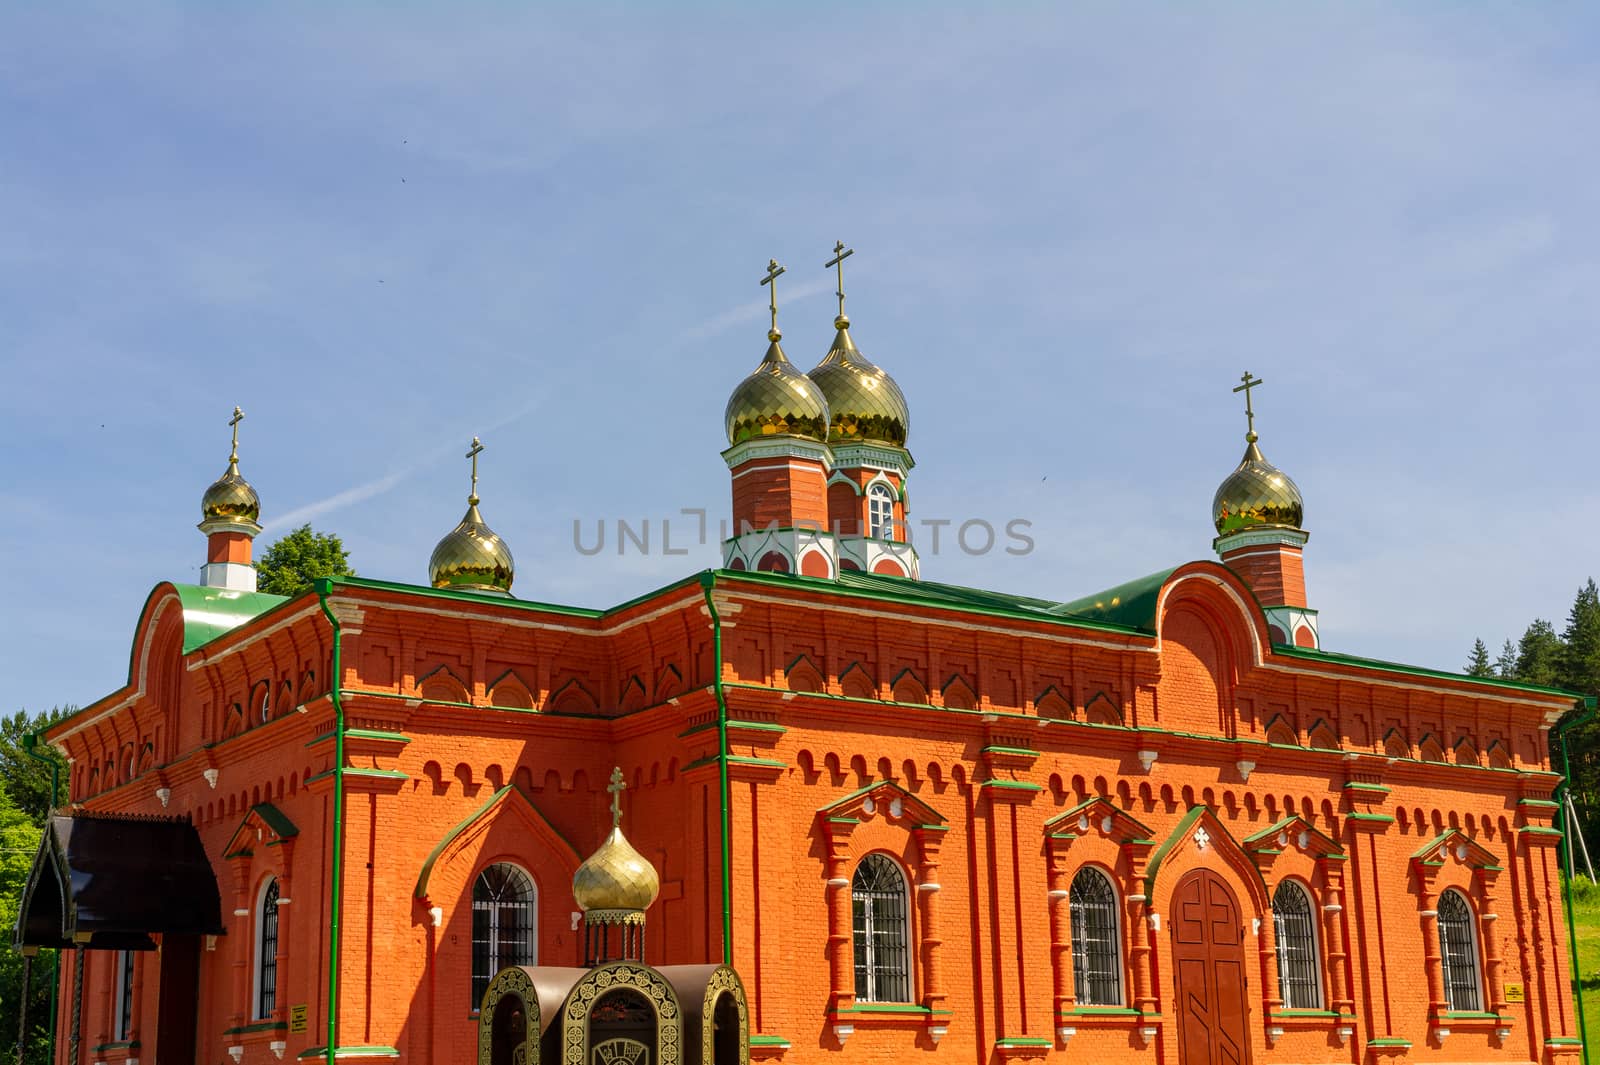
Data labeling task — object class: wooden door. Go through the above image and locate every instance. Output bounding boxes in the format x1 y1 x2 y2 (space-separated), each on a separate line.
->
155 935 201 1065
1172 869 1250 1065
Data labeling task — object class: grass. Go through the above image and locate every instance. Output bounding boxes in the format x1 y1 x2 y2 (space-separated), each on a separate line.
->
1571 874 1599 1055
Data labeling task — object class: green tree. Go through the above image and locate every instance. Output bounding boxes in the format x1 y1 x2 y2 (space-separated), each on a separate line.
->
0 778 54 1064
0 708 71 822
1515 619 1563 687
1554 579 1600 878
1495 638 1519 679
1465 638 1493 677
254 525 355 597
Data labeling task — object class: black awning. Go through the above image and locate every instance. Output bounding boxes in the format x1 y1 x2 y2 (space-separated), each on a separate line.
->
14 814 226 950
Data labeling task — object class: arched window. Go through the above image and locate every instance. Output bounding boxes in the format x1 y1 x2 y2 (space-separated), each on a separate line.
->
1069 867 1122 1006
851 854 911 1002
868 484 895 541
1272 880 1321 1009
472 863 537 1008
255 878 280 1019
1437 889 1482 1011
114 949 135 1040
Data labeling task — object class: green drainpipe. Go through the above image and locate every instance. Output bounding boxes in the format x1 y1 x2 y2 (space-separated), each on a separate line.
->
315 581 350 1065
21 732 59 1062
1556 702 1595 1065
699 572 733 967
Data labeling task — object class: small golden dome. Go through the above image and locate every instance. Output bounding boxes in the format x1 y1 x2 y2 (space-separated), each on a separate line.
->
725 332 832 445
572 824 660 913
428 502 515 594
807 316 910 447
201 458 261 526
1213 436 1304 535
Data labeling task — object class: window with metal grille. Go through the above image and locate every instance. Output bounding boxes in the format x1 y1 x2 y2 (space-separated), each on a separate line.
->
256 879 280 1019
1437 889 1481 1011
114 950 135 1040
852 854 911 1002
472 863 537 1009
868 484 895 540
1069 867 1122 1005
1272 880 1322 1009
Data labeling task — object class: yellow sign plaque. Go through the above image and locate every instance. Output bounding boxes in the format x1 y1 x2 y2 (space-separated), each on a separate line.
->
1505 983 1525 1003
289 1004 309 1033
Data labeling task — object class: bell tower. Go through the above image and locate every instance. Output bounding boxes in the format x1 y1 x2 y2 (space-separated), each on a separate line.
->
1212 372 1317 648
720 259 838 577
806 242 919 579
197 406 262 592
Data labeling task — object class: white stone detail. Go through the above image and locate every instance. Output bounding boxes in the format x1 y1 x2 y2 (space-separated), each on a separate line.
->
1236 760 1255 782
1193 825 1212 851
1137 750 1159 772
200 561 258 593
1056 1027 1077 1046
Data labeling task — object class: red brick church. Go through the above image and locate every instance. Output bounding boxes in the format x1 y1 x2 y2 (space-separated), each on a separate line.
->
15 250 1589 1065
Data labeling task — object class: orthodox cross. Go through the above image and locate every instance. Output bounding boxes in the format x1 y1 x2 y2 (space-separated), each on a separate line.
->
1233 371 1263 438
760 258 786 337
607 766 626 828
825 240 854 320
228 406 244 463
466 436 484 504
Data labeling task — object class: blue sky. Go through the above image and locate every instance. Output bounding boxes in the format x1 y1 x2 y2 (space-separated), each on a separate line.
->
4 4 1599 714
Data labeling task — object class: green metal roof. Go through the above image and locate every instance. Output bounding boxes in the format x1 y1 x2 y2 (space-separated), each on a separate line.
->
1054 567 1181 631
172 583 290 653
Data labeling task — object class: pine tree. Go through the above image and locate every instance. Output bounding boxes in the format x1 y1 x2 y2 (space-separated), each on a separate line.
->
1515 619 1562 687
1558 578 1600 696
1465 638 1493 677
1495 639 1519 679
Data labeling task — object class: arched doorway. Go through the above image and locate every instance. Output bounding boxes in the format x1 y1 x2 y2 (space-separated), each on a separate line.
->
588 987 656 1065
1172 868 1250 1065
489 994 530 1065
711 990 741 1065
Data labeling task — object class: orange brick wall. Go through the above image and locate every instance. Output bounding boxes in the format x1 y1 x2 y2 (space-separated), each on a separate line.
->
1220 543 1307 608
47 567 1580 1065
731 459 830 533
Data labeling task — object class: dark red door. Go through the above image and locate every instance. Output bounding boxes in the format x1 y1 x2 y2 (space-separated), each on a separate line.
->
155 935 201 1065
1172 869 1250 1065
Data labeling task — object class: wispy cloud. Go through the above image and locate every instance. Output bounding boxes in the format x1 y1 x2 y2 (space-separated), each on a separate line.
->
669 275 841 349
261 399 542 535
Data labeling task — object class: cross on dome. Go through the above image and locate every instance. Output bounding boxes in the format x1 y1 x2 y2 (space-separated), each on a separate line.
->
607 765 626 828
825 239 854 323
760 258 786 341
1233 371 1263 443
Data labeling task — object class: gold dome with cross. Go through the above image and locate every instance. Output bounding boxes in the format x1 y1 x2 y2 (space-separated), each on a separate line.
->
428 437 516 594
572 767 660 915
806 242 911 447
724 258 832 445
200 406 262 529
1213 372 1304 535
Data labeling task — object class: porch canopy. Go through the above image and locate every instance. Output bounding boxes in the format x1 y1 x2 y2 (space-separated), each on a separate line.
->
14 813 225 951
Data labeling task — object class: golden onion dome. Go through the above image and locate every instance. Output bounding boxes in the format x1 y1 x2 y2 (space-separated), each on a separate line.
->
1213 435 1304 535
201 457 261 526
807 315 910 447
725 331 831 445
572 824 660 913
428 500 515 594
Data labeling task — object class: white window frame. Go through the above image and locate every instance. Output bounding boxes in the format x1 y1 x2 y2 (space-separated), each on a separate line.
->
867 483 896 540
1068 866 1124 1006
471 862 539 1009
113 949 135 1040
252 877 280 1021
1437 888 1483 1012
1271 878 1323 1010
851 853 913 1003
